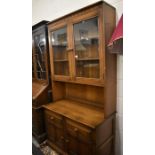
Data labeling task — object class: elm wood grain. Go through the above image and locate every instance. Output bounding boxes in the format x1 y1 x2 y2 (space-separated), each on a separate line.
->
53 77 104 87
43 99 104 128
46 1 116 154
48 2 107 86
65 83 104 108
96 136 114 155
44 107 115 155
52 81 105 108
103 3 117 117
90 114 114 148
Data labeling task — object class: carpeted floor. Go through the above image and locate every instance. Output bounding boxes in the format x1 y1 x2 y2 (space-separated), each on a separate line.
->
32 136 59 155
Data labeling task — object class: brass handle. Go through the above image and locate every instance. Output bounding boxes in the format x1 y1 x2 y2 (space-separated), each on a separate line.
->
65 139 69 143
60 136 64 140
74 128 78 132
50 116 54 120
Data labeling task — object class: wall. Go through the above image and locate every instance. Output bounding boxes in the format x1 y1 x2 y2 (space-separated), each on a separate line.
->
32 0 123 155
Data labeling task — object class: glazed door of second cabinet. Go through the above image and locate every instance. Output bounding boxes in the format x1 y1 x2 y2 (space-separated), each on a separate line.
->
73 16 104 85
50 26 71 81
33 32 48 81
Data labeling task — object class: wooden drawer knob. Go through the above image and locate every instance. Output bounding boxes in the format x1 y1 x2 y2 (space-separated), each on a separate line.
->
74 128 78 132
50 116 54 120
60 136 64 140
65 139 69 143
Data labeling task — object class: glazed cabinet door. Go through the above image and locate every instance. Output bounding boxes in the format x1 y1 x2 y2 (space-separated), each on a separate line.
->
32 31 48 80
72 15 104 85
48 5 105 85
49 25 71 81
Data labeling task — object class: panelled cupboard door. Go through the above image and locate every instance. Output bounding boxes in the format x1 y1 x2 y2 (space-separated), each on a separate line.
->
48 6 105 85
66 134 93 155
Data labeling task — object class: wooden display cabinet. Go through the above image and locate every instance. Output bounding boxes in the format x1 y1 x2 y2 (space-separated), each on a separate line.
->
32 21 52 143
44 1 116 155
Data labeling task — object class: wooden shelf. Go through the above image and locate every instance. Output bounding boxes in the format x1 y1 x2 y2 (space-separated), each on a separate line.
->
54 59 68 62
76 57 99 61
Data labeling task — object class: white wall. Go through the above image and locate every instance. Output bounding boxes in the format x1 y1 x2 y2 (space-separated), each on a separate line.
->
32 1 123 155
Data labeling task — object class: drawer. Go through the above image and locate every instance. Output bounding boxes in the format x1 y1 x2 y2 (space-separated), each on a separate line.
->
66 119 92 143
45 110 63 128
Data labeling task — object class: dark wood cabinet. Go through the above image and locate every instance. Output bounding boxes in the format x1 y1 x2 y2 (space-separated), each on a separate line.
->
32 21 52 143
44 1 116 154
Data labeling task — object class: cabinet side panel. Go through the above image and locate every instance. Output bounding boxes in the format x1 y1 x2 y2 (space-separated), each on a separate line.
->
52 82 66 101
95 115 114 146
103 4 117 117
96 137 113 155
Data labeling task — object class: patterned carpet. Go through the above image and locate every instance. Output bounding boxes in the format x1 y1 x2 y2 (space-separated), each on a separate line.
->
40 142 59 155
32 136 59 155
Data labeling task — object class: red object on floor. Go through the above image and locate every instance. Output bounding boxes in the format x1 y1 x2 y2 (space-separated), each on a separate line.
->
108 14 123 46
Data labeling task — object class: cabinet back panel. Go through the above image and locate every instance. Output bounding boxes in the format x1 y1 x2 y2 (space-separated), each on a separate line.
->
65 83 104 107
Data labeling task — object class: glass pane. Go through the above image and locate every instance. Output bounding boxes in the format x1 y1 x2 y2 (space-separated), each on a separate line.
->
54 61 69 75
34 34 46 79
76 60 99 78
74 17 99 78
51 26 69 76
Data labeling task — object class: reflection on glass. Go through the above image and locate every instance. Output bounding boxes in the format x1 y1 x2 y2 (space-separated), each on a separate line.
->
54 62 69 76
51 26 69 76
34 34 46 79
76 60 99 78
74 17 99 78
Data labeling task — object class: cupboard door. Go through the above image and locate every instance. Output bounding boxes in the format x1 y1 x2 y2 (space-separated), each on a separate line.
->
33 33 47 80
73 17 100 79
55 128 65 151
66 135 79 155
79 141 93 155
51 26 70 77
46 122 56 142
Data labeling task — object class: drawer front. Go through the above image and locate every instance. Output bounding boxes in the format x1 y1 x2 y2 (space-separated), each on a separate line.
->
66 119 92 143
45 110 63 128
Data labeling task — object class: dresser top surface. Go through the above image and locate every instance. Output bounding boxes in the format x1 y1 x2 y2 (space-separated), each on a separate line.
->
43 99 104 128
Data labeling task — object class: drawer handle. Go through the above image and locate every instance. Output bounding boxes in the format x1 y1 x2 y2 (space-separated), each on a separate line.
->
74 128 78 132
65 139 69 143
50 116 54 120
60 136 64 140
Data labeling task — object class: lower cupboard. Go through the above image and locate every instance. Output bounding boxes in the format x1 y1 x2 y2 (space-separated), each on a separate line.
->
43 101 115 155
